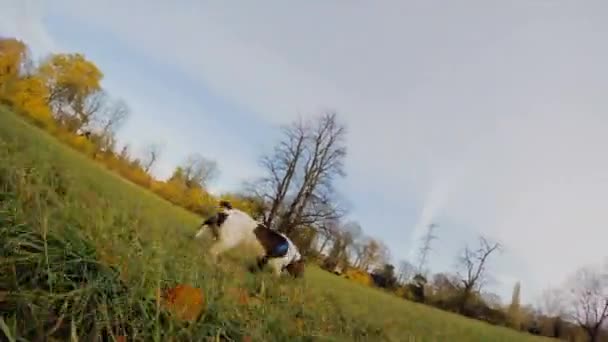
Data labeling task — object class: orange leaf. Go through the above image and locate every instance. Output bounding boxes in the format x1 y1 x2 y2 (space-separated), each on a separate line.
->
161 284 205 322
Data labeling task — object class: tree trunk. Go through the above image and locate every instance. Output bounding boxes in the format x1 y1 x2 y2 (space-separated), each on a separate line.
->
319 235 331 255
587 327 599 342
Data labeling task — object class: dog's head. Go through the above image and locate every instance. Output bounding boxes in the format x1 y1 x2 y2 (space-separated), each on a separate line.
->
193 204 231 240
285 257 306 278
218 200 233 210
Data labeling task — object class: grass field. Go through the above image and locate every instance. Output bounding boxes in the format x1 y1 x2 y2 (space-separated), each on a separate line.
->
0 106 554 341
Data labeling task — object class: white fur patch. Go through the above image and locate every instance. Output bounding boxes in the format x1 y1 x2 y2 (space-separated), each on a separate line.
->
195 207 301 276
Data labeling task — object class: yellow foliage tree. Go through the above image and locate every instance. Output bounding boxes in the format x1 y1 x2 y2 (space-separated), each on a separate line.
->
0 38 29 100
38 53 103 131
9 75 54 127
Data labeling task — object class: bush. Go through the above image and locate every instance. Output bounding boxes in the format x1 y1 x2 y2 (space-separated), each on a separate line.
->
344 268 373 287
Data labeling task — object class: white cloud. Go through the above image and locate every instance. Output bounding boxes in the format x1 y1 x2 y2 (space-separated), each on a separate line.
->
7 0 608 303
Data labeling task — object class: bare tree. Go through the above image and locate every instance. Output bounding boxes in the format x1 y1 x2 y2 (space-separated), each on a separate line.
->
253 112 347 235
567 265 608 342
354 236 381 271
538 287 565 317
180 153 219 188
416 223 439 276
141 143 163 173
277 112 347 235
375 240 391 271
256 118 307 229
315 218 341 255
397 260 415 284
456 235 501 313
323 222 354 272
99 98 129 136
77 90 108 130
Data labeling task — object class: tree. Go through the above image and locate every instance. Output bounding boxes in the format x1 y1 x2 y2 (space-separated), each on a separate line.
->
253 112 347 235
372 263 398 289
456 235 501 314
322 220 360 271
567 265 608 342
415 223 439 276
76 91 129 153
0 38 29 99
179 153 219 188
508 281 522 330
8 75 53 125
538 287 565 317
141 143 163 173
316 219 341 255
38 53 103 132
342 220 363 263
254 117 307 229
397 260 415 284
277 112 347 235
118 144 131 162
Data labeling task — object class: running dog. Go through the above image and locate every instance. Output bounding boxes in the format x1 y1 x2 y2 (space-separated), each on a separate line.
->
193 201 305 278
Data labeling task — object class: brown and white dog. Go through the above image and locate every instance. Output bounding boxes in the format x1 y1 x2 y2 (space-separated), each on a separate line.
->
194 201 305 278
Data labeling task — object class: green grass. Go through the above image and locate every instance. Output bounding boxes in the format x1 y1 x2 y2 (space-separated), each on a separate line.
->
0 106 554 341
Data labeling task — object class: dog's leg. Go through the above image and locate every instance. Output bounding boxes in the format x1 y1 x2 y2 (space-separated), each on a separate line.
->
194 225 206 239
268 258 284 277
257 255 269 270
208 240 229 263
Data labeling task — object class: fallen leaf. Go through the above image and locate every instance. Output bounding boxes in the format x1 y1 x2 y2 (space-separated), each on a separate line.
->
161 284 205 322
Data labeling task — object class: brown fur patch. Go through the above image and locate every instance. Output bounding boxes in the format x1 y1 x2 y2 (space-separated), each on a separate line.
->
253 224 288 258
285 259 305 278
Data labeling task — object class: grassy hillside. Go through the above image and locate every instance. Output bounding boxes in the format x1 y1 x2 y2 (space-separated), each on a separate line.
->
0 106 553 341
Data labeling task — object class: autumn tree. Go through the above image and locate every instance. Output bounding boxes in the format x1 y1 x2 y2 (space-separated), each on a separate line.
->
8 75 53 125
567 265 608 342
0 38 29 97
179 153 219 188
508 281 523 330
253 112 347 235
38 53 103 132
456 235 501 314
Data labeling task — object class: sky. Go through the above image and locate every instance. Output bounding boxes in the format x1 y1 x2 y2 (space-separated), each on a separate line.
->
2 0 608 306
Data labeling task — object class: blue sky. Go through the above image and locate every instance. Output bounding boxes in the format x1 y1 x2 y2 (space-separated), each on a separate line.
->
3 0 608 306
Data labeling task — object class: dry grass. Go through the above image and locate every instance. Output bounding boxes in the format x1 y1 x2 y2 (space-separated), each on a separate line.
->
0 106 555 341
